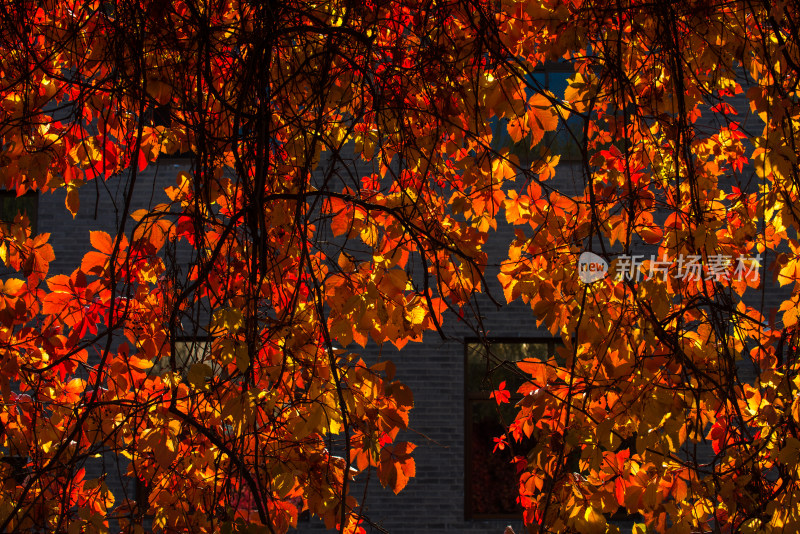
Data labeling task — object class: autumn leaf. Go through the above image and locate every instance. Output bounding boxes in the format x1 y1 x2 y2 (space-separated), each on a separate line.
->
490 381 511 405
81 231 114 275
66 180 82 217
22 233 55 284
379 442 416 494
526 93 559 146
328 196 353 237
0 1 797 533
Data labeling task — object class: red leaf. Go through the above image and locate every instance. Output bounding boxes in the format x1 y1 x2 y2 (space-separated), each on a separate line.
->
710 102 737 115
137 148 148 172
511 455 527 474
490 381 511 405
614 478 626 506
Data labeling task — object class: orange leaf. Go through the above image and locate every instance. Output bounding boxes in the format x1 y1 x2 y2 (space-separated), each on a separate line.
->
326 196 355 237
638 226 663 245
379 442 416 494
527 93 559 146
66 186 80 217
90 231 114 255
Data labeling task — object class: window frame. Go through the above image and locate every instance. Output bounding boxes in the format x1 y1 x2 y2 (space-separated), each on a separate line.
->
491 62 583 165
134 334 215 528
149 104 195 159
0 190 39 234
464 337 560 521
149 335 215 377
534 64 584 163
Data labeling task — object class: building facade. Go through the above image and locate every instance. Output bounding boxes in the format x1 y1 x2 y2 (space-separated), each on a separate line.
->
13 69 785 534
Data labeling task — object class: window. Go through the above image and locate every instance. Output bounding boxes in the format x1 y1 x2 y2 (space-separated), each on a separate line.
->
150 337 213 376
135 336 215 528
491 65 583 164
0 190 38 234
143 336 311 524
149 104 194 159
0 455 29 484
464 338 560 519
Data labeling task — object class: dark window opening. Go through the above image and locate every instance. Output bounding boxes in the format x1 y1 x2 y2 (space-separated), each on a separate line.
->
148 105 193 159
0 190 38 234
491 65 583 164
0 455 29 484
465 338 559 520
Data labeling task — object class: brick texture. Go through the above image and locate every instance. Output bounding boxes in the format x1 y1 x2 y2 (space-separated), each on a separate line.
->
31 87 787 533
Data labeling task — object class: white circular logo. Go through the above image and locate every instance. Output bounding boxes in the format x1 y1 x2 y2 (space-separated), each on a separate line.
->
578 252 608 283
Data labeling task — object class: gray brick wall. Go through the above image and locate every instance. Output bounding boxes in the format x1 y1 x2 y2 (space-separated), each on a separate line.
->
29 83 790 533
33 153 546 533
36 158 189 519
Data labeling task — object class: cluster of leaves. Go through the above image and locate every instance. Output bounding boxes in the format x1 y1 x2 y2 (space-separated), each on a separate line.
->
0 0 505 532
2 0 800 532
486 0 800 533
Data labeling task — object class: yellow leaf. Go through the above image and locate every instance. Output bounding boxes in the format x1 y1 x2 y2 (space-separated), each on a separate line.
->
212 307 243 332
408 306 426 326
128 354 153 372
492 158 516 181
273 471 296 499
792 398 800 426
0 277 24 295
582 506 607 534
153 433 178 469
130 209 150 222
385 269 408 293
330 318 354 347
779 257 800 286
564 72 597 114
498 271 520 303
360 224 379 247
506 116 528 144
